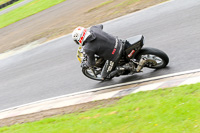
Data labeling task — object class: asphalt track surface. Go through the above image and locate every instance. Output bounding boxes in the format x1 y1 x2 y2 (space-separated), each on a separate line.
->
0 0 200 110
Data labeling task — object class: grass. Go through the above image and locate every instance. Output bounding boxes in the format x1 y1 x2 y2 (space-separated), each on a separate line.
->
0 83 200 133
0 0 65 28
0 0 9 5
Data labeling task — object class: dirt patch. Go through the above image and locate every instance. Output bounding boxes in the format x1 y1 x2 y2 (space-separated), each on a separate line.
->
0 0 167 53
0 97 121 127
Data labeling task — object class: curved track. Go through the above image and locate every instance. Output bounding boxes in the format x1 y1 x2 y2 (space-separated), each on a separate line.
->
0 0 200 110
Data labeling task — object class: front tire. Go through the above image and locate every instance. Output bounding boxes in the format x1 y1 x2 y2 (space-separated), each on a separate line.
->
136 47 169 69
82 67 103 81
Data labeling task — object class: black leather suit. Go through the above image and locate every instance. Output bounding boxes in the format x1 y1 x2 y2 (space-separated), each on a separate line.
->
83 24 123 79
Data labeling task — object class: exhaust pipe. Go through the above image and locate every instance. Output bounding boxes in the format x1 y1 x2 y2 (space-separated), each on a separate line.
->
136 57 147 72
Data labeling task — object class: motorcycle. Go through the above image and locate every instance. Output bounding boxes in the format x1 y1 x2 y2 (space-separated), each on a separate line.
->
77 35 169 81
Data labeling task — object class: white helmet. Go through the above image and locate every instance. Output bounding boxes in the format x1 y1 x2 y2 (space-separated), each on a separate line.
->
72 26 91 46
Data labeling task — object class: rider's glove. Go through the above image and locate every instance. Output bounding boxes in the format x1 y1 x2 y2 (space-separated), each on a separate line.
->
81 61 88 69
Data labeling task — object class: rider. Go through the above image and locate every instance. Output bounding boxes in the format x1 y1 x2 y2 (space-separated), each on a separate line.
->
72 24 127 80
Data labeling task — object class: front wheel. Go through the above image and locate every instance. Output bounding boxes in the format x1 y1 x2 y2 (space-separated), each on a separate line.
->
82 67 103 81
135 47 169 69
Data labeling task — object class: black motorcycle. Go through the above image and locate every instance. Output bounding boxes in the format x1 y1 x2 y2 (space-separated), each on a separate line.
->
77 35 169 81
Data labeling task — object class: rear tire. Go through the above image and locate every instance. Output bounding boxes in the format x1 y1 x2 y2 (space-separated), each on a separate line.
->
135 47 169 69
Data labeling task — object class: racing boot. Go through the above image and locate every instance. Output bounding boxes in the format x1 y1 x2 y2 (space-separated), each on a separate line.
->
106 69 121 79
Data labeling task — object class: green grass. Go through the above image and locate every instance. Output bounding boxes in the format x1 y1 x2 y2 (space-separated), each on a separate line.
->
0 0 10 5
0 0 65 28
0 83 200 133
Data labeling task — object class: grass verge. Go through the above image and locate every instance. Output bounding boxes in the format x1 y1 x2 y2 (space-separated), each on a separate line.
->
0 0 65 28
0 83 200 133
0 0 9 5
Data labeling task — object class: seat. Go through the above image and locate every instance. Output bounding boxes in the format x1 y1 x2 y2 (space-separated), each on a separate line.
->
124 35 144 59
126 35 144 45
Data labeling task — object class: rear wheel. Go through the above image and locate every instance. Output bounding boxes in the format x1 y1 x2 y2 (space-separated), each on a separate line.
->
136 47 169 69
